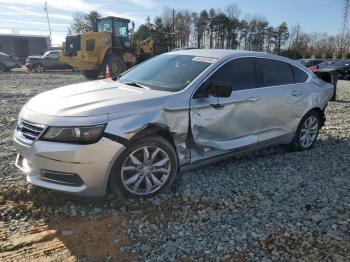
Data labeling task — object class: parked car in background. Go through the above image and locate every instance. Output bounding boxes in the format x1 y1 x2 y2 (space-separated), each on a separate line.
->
299 59 324 71
0 52 22 72
316 60 337 70
14 50 334 198
25 50 72 72
321 59 350 80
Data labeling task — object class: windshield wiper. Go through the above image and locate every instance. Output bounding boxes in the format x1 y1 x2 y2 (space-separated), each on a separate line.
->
112 74 122 81
121 81 147 89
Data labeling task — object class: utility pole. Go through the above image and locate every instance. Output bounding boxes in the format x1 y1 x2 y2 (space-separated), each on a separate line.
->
340 0 350 57
172 9 175 49
44 2 52 47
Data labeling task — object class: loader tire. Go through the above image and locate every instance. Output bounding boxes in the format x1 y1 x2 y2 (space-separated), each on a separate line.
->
82 70 99 79
102 54 125 77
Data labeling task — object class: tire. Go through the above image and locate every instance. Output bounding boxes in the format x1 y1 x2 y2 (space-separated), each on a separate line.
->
34 64 45 73
102 54 125 78
288 111 320 151
82 70 99 79
0 64 6 73
109 136 178 198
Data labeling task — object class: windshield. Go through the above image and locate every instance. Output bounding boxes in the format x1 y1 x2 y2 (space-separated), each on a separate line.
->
332 60 350 66
114 21 128 37
119 55 215 92
42 51 50 58
97 19 112 33
299 60 313 67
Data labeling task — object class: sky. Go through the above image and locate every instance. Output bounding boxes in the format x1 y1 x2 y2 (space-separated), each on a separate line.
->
0 0 345 45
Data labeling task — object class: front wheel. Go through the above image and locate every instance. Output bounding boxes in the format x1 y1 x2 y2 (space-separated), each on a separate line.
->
109 136 178 198
289 111 320 151
82 70 99 79
34 64 45 73
102 54 125 78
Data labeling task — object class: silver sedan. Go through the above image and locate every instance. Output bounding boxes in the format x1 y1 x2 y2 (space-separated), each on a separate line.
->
14 49 334 198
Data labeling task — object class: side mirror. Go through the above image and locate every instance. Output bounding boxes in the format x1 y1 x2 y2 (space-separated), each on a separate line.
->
194 81 232 98
207 81 233 97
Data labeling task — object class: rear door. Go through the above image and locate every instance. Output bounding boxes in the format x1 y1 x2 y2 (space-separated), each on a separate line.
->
254 58 308 142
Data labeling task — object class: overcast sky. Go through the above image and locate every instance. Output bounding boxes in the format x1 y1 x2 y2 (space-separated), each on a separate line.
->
0 0 344 45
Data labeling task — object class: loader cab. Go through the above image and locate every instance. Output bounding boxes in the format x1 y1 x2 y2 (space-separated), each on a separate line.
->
93 17 131 49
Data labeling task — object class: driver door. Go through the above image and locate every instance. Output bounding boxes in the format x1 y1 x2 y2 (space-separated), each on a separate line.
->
43 52 60 69
190 57 261 159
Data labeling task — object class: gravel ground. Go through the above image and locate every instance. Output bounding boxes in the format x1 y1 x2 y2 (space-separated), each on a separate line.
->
0 71 349 261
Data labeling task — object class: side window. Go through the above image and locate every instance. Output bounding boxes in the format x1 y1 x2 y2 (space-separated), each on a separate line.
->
292 66 308 83
207 57 256 91
48 52 59 59
259 58 293 87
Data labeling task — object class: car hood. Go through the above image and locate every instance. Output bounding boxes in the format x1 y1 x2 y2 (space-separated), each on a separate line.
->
326 65 346 70
315 65 345 72
27 55 42 60
24 79 173 117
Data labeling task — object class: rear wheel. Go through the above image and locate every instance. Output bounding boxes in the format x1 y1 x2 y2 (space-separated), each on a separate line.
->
34 64 45 73
289 111 320 151
102 54 125 78
109 136 178 198
0 64 6 73
82 70 99 79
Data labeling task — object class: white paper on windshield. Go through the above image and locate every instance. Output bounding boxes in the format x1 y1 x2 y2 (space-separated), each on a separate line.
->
192 57 218 64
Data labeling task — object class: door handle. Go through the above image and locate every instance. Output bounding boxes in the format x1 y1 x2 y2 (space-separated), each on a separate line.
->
246 97 260 103
291 90 303 97
210 103 225 109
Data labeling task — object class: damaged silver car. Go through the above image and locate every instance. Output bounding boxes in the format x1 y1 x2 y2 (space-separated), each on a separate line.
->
14 49 334 198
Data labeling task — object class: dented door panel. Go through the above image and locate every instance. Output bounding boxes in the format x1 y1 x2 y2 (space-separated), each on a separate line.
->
190 90 261 157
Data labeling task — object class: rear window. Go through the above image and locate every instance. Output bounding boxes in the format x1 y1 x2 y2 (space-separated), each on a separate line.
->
292 66 308 83
260 59 293 87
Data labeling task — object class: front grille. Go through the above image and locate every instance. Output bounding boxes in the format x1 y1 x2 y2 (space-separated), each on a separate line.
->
16 119 45 144
65 35 81 56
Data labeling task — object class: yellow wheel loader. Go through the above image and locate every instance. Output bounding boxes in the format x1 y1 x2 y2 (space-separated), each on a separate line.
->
60 16 156 79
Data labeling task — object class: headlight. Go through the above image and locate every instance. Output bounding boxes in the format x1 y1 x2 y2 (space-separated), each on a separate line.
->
41 124 106 144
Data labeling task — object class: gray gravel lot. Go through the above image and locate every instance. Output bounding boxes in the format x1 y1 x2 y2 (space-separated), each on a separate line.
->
0 71 349 261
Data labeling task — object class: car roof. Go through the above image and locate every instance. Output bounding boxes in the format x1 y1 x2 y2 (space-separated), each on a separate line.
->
167 49 304 68
168 49 259 59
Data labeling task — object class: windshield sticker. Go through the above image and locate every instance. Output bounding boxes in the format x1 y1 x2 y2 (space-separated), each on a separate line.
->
192 57 218 64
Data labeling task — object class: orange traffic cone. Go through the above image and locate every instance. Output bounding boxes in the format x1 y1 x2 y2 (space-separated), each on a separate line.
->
105 64 111 78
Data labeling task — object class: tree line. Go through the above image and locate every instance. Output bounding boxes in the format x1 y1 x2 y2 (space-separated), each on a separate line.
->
70 4 350 59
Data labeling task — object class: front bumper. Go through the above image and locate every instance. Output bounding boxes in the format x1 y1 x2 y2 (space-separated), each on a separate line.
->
14 135 125 196
25 63 35 70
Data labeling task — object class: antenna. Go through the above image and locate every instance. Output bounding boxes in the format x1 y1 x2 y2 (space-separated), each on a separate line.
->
44 2 52 46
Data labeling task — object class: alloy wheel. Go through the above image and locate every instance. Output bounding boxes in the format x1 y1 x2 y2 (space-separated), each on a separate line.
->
35 65 44 73
299 115 319 148
121 146 171 196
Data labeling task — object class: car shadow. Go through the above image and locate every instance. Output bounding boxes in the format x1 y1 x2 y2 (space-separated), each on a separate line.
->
2 135 348 260
334 99 350 104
